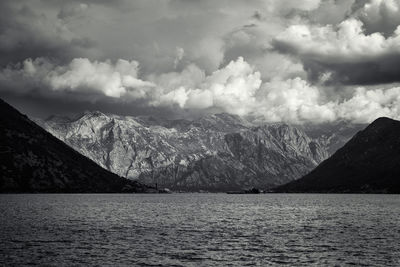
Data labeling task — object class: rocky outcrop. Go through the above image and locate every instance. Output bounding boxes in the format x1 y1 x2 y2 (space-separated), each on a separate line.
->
0 98 151 193
276 117 400 193
39 111 336 191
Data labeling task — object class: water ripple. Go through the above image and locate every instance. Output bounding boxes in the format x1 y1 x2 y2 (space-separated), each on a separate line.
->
0 193 400 266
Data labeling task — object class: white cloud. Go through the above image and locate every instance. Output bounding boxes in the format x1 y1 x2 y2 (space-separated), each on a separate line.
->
2 56 400 124
273 17 400 85
151 57 262 115
147 64 206 93
197 57 261 115
253 78 400 124
275 18 400 61
2 58 155 98
158 86 189 108
253 78 337 123
338 86 400 122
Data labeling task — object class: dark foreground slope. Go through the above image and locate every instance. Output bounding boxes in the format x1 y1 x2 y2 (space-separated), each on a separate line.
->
0 99 150 193
276 117 400 193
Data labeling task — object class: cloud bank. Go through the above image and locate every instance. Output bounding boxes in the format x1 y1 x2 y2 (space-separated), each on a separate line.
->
2 56 400 123
273 18 400 85
1 0 400 124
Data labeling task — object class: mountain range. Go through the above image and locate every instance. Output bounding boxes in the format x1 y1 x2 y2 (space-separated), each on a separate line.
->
38 111 364 191
0 98 151 193
2 95 397 193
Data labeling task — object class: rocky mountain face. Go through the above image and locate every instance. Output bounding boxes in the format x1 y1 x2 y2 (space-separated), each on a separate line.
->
276 117 400 193
0 98 151 193
38 111 348 191
300 121 366 156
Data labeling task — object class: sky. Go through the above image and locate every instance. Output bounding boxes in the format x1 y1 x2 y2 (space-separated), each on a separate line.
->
1 0 400 124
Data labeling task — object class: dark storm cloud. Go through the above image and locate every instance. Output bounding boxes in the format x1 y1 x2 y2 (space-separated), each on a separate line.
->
352 0 400 36
302 56 400 85
1 91 180 121
0 1 99 67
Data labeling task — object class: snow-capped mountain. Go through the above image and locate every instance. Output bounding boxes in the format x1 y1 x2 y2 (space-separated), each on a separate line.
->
37 111 361 191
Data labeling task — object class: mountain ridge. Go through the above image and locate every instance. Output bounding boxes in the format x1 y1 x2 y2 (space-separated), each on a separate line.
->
0 98 151 193
38 110 363 191
276 117 400 193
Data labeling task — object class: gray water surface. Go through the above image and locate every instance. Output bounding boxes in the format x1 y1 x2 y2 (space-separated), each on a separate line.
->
1 193 399 266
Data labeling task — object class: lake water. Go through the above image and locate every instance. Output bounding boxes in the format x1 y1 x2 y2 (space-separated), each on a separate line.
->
0 194 399 266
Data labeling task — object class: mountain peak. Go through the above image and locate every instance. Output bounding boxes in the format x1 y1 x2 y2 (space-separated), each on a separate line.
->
81 110 107 118
354 117 400 143
0 98 150 193
368 117 398 129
